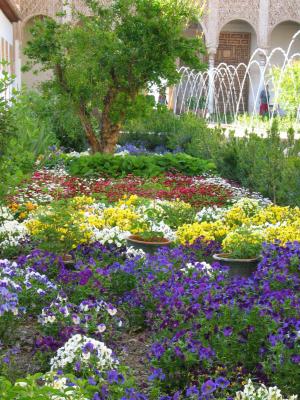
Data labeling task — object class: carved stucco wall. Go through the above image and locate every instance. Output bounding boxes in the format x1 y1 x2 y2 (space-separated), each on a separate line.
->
19 0 63 22
19 0 111 21
269 1 300 36
203 0 300 51
217 0 260 34
18 0 300 50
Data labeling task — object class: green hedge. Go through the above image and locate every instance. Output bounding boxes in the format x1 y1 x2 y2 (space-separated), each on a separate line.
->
67 153 216 178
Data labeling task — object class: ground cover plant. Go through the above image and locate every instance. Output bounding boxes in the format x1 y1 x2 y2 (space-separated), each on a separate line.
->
1 149 300 399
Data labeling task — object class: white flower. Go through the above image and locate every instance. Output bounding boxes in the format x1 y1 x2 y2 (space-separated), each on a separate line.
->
97 323 106 333
196 206 227 222
50 334 117 372
126 246 145 258
235 379 298 400
72 315 81 325
147 220 175 241
0 219 28 250
92 226 131 247
46 316 56 324
180 261 213 276
107 306 117 316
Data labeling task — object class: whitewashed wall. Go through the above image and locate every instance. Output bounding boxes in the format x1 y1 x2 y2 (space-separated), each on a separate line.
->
0 9 21 94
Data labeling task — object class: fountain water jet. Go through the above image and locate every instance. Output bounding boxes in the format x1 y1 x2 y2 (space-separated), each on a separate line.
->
170 30 300 133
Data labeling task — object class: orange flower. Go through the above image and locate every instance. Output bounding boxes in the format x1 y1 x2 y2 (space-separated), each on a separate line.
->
26 202 36 211
10 203 19 211
19 212 27 220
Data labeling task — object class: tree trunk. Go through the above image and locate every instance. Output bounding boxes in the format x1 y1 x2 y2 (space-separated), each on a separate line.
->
78 104 102 153
99 89 122 154
100 116 121 154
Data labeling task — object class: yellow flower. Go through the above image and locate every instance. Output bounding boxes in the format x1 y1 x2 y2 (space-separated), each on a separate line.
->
265 220 300 244
117 195 139 207
176 221 229 244
251 205 300 226
103 207 140 231
71 196 94 208
19 212 28 220
87 216 105 229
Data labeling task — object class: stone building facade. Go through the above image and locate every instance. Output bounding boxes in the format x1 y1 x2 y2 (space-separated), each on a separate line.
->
5 0 300 110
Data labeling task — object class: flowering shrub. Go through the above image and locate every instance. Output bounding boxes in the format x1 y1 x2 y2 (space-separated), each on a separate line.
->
50 334 117 375
23 193 300 255
0 207 28 257
0 237 299 397
177 220 229 243
0 258 58 347
144 242 300 396
177 199 300 257
25 197 93 254
38 294 122 347
235 379 298 400
222 227 264 258
0 259 58 316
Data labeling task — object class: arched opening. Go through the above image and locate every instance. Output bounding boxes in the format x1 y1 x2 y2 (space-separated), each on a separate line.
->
215 20 258 117
21 15 53 89
270 21 300 65
266 21 300 118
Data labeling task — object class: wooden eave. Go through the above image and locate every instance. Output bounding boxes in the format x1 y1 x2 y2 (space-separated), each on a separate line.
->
0 0 21 22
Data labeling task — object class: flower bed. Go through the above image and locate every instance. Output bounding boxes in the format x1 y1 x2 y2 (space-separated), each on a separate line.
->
8 168 235 209
0 161 299 399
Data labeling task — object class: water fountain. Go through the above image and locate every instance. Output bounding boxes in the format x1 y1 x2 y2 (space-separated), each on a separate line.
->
170 30 300 135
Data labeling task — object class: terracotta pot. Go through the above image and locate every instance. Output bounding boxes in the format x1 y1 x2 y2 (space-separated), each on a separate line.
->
127 235 171 254
61 254 75 266
213 253 260 278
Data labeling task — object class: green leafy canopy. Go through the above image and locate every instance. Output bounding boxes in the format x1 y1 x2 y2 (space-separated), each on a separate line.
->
23 0 206 153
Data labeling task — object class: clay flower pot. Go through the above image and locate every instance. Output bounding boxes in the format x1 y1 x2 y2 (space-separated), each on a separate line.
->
127 235 171 254
213 253 260 278
60 253 75 267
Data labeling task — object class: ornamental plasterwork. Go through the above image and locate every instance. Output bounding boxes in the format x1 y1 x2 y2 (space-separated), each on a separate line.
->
19 0 64 21
269 1 300 32
217 0 260 34
72 0 93 16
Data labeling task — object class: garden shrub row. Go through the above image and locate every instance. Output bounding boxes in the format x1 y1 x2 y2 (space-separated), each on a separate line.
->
122 109 300 206
189 122 300 206
67 153 216 178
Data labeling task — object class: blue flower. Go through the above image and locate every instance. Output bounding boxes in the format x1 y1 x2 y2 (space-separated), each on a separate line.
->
201 380 217 395
148 368 166 381
107 369 125 384
216 377 230 389
223 327 233 337
186 385 199 397
88 377 97 386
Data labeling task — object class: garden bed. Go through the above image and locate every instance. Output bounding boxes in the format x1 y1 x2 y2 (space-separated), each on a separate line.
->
0 159 299 399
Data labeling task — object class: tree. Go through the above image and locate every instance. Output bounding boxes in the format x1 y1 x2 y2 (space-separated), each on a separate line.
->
272 60 300 116
23 0 206 153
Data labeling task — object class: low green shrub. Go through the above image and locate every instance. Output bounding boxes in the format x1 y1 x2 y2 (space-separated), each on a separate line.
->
15 88 87 152
188 121 300 206
121 106 209 152
0 90 57 200
67 153 216 178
